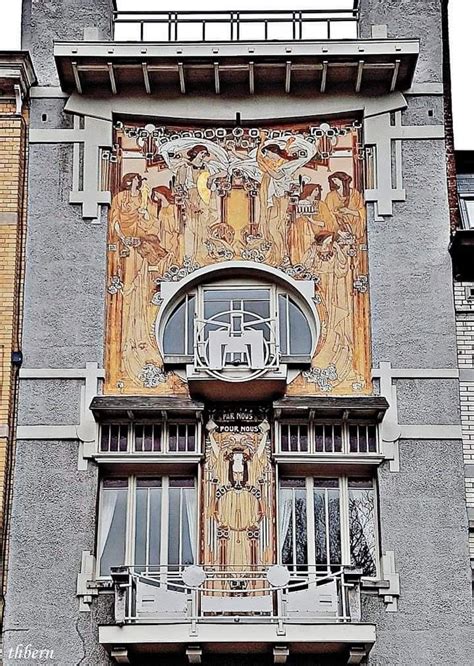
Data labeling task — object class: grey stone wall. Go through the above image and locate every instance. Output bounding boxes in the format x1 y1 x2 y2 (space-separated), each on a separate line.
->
359 0 443 83
22 0 114 86
2 441 111 665
368 138 456 368
365 441 474 665
21 99 108 370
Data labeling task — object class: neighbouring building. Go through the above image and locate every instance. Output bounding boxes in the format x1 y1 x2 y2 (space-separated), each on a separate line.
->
452 150 474 580
0 51 35 624
1 1 474 664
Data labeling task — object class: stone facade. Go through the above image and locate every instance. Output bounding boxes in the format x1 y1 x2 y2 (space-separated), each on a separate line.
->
1 1 474 665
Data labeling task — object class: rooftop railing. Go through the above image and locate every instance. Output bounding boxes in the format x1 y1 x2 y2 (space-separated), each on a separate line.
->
113 7 360 43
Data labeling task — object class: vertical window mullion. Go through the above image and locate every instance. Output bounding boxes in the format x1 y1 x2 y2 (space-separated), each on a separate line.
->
306 477 316 571
179 487 184 568
286 295 290 355
126 476 136 567
291 488 297 569
340 477 350 566
145 486 151 572
161 476 170 576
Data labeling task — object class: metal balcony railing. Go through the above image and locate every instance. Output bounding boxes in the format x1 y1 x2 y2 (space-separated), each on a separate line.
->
113 6 360 43
111 564 363 626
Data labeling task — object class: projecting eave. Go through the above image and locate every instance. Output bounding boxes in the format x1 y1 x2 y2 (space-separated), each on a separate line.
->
90 396 205 421
0 51 36 98
273 396 389 421
54 39 419 96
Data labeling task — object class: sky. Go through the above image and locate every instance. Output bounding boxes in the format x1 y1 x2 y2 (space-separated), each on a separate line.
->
0 0 472 149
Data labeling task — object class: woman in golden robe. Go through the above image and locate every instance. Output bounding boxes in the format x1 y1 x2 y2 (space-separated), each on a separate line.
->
304 231 355 382
204 419 272 572
288 183 339 265
151 185 184 268
109 173 168 384
256 133 299 265
325 171 366 241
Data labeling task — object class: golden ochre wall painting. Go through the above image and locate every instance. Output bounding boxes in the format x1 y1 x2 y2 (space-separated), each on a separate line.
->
105 120 370 395
202 408 273 569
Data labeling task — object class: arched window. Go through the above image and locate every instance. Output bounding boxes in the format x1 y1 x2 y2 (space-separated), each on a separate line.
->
158 274 318 382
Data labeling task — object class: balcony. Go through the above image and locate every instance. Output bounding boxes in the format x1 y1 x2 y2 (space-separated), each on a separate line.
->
100 564 375 663
112 8 360 43
54 4 419 97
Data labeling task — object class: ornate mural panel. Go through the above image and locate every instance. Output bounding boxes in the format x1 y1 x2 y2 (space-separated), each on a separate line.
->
105 120 370 395
202 407 273 570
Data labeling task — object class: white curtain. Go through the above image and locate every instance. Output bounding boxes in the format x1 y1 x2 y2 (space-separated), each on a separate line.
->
98 489 119 565
183 488 197 562
279 493 293 560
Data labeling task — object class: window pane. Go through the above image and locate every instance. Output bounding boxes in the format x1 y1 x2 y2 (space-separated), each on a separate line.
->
100 426 110 452
314 481 340 567
134 485 148 568
148 486 162 566
313 488 327 565
367 426 377 453
279 482 307 567
299 425 308 452
288 298 312 355
135 480 162 570
204 289 270 301
328 488 341 565
349 480 377 576
168 424 177 452
279 488 294 565
163 299 186 354
315 425 324 452
99 480 128 576
186 295 196 355
465 199 474 229
278 294 288 355
168 483 196 566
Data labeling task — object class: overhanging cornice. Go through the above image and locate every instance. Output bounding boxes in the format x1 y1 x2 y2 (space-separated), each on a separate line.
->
54 39 419 96
0 51 37 100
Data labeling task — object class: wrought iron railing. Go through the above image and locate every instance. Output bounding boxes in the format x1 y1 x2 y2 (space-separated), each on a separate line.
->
111 564 363 626
113 7 360 43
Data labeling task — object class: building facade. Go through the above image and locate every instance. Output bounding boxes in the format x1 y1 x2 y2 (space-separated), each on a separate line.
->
0 51 35 624
2 1 474 664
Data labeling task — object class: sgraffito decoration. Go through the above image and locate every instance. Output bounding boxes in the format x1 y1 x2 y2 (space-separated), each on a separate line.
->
105 120 370 395
202 408 273 573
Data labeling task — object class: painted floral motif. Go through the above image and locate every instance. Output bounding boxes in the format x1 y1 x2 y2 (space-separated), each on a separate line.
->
138 363 168 388
302 364 338 392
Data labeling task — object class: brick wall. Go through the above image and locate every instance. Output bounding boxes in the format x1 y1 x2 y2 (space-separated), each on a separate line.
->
0 98 29 581
454 282 474 557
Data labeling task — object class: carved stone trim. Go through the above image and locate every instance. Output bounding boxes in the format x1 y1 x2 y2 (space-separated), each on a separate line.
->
76 550 98 612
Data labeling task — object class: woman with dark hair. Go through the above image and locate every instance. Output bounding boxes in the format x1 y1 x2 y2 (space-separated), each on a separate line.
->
288 182 338 265
186 144 211 165
303 229 354 381
256 131 299 264
109 172 168 384
325 170 365 239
